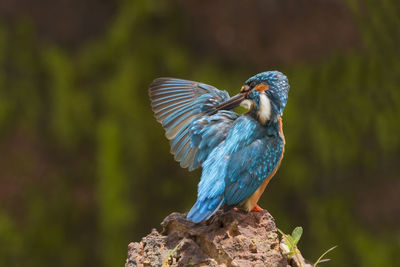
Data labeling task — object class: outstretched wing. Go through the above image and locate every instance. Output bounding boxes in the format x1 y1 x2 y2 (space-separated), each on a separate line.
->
149 78 231 170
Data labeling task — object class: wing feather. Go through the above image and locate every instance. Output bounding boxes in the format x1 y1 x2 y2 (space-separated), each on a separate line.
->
149 77 231 170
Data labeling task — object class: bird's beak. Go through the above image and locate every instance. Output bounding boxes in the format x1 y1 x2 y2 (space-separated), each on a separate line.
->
215 92 247 111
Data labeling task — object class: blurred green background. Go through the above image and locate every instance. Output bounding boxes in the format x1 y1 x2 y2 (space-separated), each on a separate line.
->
0 0 399 266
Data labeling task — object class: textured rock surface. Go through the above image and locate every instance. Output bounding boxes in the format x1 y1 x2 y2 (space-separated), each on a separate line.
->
125 210 309 267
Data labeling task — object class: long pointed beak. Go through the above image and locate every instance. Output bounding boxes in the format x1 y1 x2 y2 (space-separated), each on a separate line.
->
215 92 247 111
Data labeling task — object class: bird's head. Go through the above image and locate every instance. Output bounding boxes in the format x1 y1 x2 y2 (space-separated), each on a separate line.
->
217 71 289 124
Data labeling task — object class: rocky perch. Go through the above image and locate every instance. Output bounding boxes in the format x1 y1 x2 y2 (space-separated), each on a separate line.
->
125 210 310 267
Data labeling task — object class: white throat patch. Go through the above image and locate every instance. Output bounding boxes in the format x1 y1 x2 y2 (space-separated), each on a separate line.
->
240 99 253 110
258 93 271 124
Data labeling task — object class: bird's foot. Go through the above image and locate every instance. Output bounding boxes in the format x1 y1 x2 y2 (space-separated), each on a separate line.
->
252 204 263 212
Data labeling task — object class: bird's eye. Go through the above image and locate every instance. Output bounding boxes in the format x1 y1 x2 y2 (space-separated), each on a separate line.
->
249 81 257 88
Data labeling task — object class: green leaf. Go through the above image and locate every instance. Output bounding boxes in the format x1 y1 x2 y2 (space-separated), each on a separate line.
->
291 226 303 246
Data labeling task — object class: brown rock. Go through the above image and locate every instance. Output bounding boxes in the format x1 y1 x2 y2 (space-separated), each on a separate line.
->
125 209 309 267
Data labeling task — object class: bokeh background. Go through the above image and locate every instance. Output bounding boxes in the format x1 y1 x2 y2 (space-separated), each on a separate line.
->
0 0 399 266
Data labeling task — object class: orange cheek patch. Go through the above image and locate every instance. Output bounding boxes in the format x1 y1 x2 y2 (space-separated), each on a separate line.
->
255 84 269 92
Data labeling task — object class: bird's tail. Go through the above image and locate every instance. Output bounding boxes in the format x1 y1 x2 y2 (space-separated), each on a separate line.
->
187 196 225 223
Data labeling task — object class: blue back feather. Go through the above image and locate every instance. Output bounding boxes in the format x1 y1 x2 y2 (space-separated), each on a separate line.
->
187 115 284 222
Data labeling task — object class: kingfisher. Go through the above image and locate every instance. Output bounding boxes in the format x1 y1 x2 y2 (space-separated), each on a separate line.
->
149 71 289 223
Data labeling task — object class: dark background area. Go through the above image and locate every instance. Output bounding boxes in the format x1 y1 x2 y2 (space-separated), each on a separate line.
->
0 0 399 266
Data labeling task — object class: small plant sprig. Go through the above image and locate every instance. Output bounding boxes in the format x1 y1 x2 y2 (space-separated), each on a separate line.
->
313 245 338 267
278 226 337 267
278 226 303 266
161 239 184 267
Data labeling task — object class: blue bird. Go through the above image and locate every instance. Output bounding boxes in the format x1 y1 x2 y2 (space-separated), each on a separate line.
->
149 71 289 223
